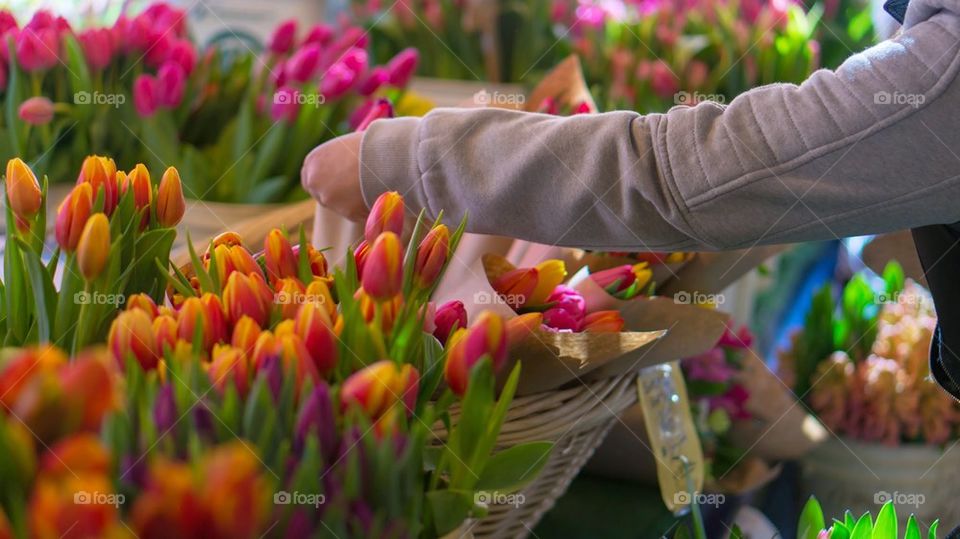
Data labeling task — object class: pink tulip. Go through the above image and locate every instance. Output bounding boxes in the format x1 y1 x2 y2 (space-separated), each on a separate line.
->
133 74 159 117
356 99 393 132
320 62 356 101
270 86 300 123
286 44 322 83
268 20 297 55
142 3 188 37
685 60 709 89
303 24 334 47
0 11 17 36
78 28 113 71
156 62 186 108
650 60 679 99
166 38 196 74
341 48 368 76
543 307 581 332
25 10 69 33
357 66 389 96
145 32 173 68
386 48 418 87
15 28 59 71
334 27 368 50
18 96 54 125
433 300 467 345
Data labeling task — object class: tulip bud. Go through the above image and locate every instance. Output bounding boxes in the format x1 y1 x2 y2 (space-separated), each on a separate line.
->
364 191 404 243
341 360 419 418
76 213 109 281
413 224 449 290
231 316 262 357
55 183 92 251
152 314 178 357
357 67 389 97
354 240 370 278
304 24 333 47
15 28 58 71
275 277 306 320
291 243 328 278
156 61 186 108
77 155 118 216
433 300 467 345
5 157 42 221
386 47 418 87
295 382 336 456
156 167 185 227
295 303 337 377
305 278 336 320
60 351 117 431
355 98 394 132
209 344 250 396
125 293 158 318
543 307 580 331
177 294 228 351
361 232 403 300
267 19 297 55
17 96 54 125
444 311 507 395
133 73 158 117
491 268 538 309
108 308 159 370
264 229 298 284
320 62 356 101
286 43 321 82
506 312 543 346
223 272 273 327
528 260 567 305
277 332 320 383
581 311 624 332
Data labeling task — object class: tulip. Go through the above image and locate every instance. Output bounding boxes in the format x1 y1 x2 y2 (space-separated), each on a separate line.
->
211 243 261 284
152 314 178 357
267 19 297 54
357 66 389 96
321 61 357 101
341 360 420 418
543 307 580 331
156 61 186 108
528 260 567 305
386 47 419 87
166 38 196 74
177 294 228 351
0 346 67 410
354 239 371 277
295 302 337 377
156 166 185 227
275 277 306 320
546 285 586 320
305 278 336 319
17 96 53 125
123 164 153 226
77 155 118 215
356 98 394 132
295 382 337 455
277 332 320 383
413 224 449 290
264 228 299 283
287 43 322 82
433 300 467 345
15 27 58 71
209 344 250 396
491 268 538 309
506 312 543 346
361 232 403 300
133 73 158 117
444 311 507 395
60 351 117 431
78 28 113 70
292 243 328 277
76 213 109 281
229 316 260 358
581 311 625 332
304 24 333 46
365 191 404 243
5 157 42 228
223 271 273 327
126 293 158 318
109 308 159 370
250 331 279 372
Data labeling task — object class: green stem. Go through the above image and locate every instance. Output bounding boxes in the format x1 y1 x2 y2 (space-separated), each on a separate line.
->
71 281 91 356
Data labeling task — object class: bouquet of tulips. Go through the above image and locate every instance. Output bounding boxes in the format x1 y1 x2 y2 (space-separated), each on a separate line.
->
1 4 197 184
2 156 184 351
779 262 960 446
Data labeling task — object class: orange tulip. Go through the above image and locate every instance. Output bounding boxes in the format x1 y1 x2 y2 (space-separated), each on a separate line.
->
152 314 179 357
491 267 538 309
527 260 567 305
361 232 403 300
444 311 507 395
177 294 228 351
123 164 153 228
275 277 306 320
0 346 67 411
413 224 449 290
109 308 159 370
77 155 118 215
231 316 262 357
305 278 336 320
156 166 185 227
506 312 543 346
364 191 404 243
250 331 278 371
209 344 250 396
223 272 273 327
581 311 625 332
294 303 337 377
76 213 110 281
341 360 419 418
293 243 328 277
59 350 118 431
5 157 42 222
276 332 320 383
211 243 263 285
126 293 159 318
264 228 298 283
54 183 93 251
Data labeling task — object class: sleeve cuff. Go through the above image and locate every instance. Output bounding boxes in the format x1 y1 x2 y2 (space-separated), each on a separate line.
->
359 116 433 217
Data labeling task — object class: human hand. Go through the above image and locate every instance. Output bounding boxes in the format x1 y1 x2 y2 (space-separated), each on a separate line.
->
300 131 367 221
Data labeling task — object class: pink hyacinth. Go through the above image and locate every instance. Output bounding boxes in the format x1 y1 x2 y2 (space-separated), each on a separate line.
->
386 47 418 87
133 74 159 117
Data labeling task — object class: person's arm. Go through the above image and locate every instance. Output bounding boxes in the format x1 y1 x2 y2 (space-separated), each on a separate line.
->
349 5 960 251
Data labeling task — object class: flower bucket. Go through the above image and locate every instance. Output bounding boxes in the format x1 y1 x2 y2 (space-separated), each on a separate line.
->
801 436 960 529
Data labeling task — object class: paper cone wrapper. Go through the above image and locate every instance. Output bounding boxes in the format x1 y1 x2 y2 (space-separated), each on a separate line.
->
433 233 516 307
658 245 787 297
574 251 693 290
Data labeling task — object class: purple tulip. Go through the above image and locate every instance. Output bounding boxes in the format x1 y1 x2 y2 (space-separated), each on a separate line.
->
432 300 467 345
386 48 418 87
295 382 337 458
153 384 177 433
133 74 159 117
287 43 322 83
268 19 297 55
260 354 285 401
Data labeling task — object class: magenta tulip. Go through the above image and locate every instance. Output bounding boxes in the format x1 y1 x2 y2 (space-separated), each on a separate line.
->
133 74 158 117
357 66 389 96
15 28 59 71
270 86 300 123
356 99 394 132
287 43 322 83
303 24 333 47
156 62 186 107
320 62 356 101
166 38 196 74
268 20 297 55
78 28 113 70
386 48 418 87
433 301 467 345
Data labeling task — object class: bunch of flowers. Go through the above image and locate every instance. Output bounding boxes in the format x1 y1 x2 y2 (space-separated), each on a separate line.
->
2 4 196 183
779 263 960 446
3 156 184 351
681 326 753 481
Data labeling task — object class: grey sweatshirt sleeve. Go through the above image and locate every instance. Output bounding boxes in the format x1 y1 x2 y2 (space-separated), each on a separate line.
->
358 0 960 251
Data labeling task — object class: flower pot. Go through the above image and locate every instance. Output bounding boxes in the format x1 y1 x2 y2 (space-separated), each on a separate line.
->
801 436 960 528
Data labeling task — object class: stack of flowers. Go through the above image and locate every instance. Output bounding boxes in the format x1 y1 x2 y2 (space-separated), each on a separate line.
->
779 264 960 446
0 160 554 537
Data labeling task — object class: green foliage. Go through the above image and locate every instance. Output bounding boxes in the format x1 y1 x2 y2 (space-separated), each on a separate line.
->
796 497 940 539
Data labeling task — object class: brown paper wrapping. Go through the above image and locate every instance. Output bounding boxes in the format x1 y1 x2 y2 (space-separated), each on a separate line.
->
657 245 788 297
862 230 925 285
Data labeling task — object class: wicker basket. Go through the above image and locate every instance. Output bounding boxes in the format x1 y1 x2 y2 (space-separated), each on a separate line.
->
434 371 640 538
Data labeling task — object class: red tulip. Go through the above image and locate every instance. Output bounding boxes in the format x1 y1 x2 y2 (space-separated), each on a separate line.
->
413 224 449 290
223 272 273 327
433 300 467 345
444 311 507 395
491 268 538 309
264 228 298 284
109 308 159 370
295 302 337 377
364 191 404 243
341 360 419 418
361 232 403 300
